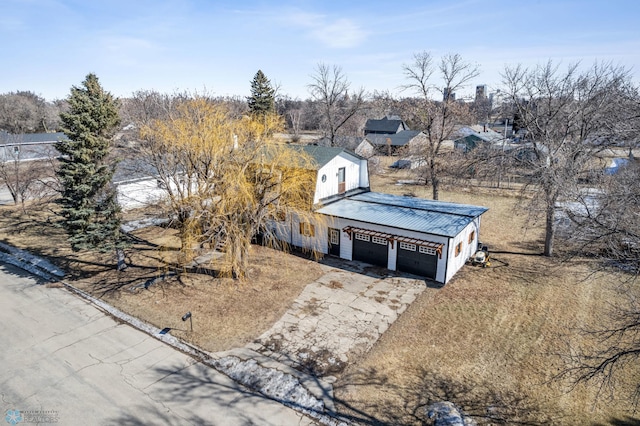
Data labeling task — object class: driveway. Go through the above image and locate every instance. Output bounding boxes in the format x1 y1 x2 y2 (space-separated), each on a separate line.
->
248 257 428 376
0 264 314 426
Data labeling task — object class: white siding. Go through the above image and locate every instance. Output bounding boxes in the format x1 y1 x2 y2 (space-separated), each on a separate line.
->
265 218 292 246
285 213 335 254
388 240 397 270
313 153 365 204
444 217 482 283
354 140 374 157
323 216 450 283
117 178 165 210
359 159 370 188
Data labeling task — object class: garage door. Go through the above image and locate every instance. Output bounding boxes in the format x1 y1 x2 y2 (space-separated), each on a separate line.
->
353 233 388 267
397 242 437 279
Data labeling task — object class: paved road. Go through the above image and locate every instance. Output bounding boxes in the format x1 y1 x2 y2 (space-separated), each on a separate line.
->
0 264 313 425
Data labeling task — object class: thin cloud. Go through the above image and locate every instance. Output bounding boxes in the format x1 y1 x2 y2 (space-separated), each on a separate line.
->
310 18 367 48
281 10 368 49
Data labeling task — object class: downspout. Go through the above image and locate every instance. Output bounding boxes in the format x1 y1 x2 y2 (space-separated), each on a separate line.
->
443 237 451 284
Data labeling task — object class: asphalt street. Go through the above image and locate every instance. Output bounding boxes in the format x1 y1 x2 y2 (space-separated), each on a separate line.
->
0 263 313 425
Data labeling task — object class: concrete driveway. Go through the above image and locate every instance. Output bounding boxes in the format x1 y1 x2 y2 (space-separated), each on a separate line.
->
248 257 428 376
0 264 314 426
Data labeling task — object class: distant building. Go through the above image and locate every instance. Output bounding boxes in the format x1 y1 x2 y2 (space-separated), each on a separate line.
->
0 131 67 163
363 116 409 136
475 85 487 102
443 87 455 101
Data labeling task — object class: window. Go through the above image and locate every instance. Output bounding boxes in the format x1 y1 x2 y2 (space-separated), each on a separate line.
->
399 242 416 251
468 231 475 244
13 146 19 154
299 222 315 237
419 246 437 256
372 236 387 245
355 233 369 242
329 229 340 245
338 167 346 193
455 242 462 257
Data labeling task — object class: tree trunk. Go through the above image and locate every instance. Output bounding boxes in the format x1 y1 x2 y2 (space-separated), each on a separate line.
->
116 247 127 271
544 203 555 257
429 162 440 200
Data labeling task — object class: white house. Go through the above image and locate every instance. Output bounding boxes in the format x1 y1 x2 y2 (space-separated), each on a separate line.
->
0 131 67 162
267 145 488 284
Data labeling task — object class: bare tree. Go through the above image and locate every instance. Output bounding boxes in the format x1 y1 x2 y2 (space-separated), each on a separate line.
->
402 52 479 199
308 64 366 147
139 97 319 279
0 134 55 207
560 279 640 406
502 61 634 256
0 91 62 133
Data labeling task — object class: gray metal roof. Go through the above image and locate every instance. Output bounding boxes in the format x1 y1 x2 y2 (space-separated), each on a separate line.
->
365 130 423 147
0 131 68 145
317 192 488 237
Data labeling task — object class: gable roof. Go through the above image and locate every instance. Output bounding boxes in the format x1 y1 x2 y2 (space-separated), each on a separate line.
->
455 126 503 144
289 145 364 169
317 191 487 237
364 117 408 134
365 130 424 147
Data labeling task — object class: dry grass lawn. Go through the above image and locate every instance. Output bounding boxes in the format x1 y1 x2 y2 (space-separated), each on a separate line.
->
0 203 323 352
329 165 639 424
1 165 638 424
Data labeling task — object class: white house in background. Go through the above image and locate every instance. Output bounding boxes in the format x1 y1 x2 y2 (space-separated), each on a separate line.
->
113 159 166 210
267 145 488 284
355 130 426 157
0 131 67 162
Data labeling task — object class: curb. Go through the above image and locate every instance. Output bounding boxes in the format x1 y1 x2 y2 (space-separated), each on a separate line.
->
0 244 348 426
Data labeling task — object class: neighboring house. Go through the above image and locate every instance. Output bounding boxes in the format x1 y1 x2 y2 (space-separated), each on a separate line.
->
113 158 166 210
355 130 426 157
363 116 409 136
453 125 505 152
0 131 67 162
266 145 488 284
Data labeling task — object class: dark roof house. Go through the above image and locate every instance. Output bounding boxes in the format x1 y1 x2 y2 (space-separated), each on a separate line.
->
364 117 409 135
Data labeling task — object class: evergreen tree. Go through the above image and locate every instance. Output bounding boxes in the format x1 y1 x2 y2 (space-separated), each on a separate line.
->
247 70 275 116
55 73 124 256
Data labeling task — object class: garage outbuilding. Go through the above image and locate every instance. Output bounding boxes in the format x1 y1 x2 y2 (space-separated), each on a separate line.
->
264 145 488 285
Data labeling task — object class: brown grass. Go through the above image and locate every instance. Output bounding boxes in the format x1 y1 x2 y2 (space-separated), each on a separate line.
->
0 203 323 352
331 164 638 424
2 165 638 424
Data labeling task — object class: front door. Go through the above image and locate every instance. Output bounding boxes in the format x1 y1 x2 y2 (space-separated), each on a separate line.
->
328 228 340 256
338 167 346 193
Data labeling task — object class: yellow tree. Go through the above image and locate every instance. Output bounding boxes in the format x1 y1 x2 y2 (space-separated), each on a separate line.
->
141 97 318 279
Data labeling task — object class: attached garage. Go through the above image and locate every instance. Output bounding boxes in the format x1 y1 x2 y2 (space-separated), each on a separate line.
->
352 232 388 267
396 241 438 279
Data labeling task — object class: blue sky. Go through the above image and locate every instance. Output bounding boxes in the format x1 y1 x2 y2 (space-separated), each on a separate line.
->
2 0 639 101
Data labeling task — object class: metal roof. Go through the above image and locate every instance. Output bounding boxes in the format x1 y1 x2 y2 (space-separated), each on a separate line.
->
288 145 364 169
0 131 69 145
317 192 488 237
365 130 423 147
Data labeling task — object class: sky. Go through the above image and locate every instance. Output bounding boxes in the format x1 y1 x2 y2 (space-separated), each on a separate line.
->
2 0 639 102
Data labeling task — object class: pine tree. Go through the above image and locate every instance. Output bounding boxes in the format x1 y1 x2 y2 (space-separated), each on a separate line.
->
247 70 275 116
55 73 124 257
